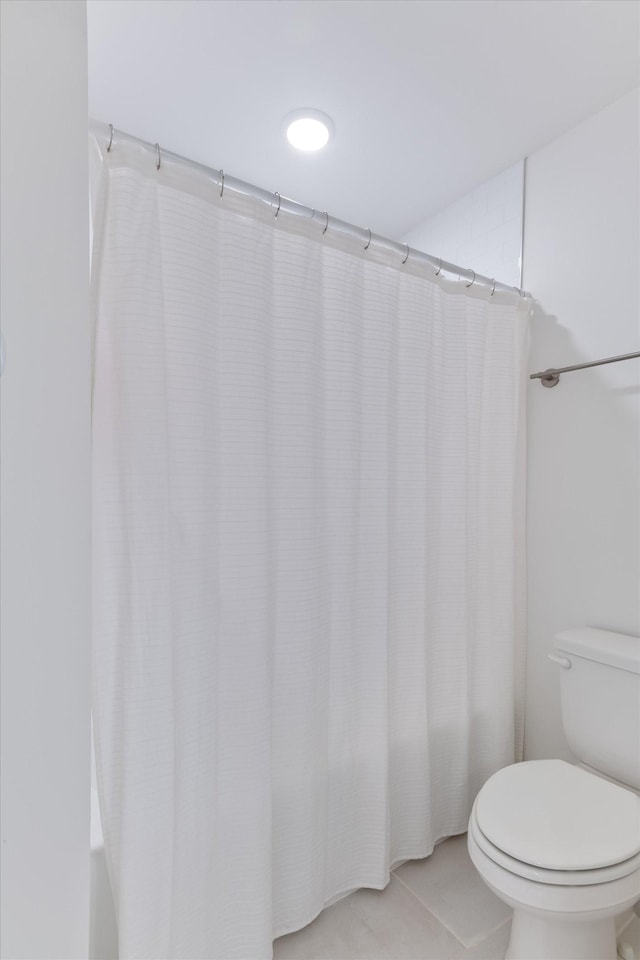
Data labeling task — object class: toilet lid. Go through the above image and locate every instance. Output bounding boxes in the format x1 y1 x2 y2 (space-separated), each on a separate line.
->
475 760 640 871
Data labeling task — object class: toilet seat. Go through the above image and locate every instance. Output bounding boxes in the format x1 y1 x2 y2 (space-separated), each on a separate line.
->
470 801 640 886
475 759 640 873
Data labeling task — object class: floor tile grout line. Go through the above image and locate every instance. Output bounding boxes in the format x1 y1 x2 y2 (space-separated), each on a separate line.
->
390 871 469 951
273 874 513 960
466 915 512 949
391 871 511 951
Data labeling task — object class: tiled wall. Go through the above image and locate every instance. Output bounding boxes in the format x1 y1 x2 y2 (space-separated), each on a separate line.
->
403 161 524 289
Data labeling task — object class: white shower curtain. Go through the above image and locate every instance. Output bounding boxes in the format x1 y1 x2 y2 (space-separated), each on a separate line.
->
91 135 530 960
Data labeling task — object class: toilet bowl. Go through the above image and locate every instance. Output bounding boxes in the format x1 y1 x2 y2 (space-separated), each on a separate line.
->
468 760 640 960
468 628 640 960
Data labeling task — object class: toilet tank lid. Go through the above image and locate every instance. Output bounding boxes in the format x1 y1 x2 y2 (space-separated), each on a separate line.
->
556 627 640 675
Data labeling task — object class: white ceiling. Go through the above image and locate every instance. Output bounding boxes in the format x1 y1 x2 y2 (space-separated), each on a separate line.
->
87 0 639 238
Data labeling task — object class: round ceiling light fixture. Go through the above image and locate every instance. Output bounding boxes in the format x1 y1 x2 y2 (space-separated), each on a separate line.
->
283 109 334 152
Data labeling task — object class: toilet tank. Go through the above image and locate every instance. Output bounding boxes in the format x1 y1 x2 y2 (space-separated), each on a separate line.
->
553 627 640 791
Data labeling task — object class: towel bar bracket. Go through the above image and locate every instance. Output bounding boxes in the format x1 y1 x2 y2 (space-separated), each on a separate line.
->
540 370 560 388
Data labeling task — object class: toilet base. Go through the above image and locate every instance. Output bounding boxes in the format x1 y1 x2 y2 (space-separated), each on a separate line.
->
506 908 617 960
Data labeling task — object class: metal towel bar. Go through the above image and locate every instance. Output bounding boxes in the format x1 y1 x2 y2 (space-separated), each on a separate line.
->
530 351 640 388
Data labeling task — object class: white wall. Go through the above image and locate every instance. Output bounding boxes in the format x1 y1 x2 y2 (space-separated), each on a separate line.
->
403 88 639 762
0 2 91 957
523 87 640 761
403 162 524 288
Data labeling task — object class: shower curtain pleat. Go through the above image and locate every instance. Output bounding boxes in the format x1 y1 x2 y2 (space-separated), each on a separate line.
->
90 137 530 960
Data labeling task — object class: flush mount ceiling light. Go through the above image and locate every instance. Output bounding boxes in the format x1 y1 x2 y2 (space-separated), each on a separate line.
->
283 109 334 152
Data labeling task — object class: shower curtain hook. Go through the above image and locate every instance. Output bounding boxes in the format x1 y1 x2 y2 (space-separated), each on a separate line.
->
107 124 114 152
155 143 161 171
219 170 224 198
465 269 476 288
364 228 372 250
322 211 329 235
274 192 281 218
435 258 442 277
490 278 496 297
402 244 410 265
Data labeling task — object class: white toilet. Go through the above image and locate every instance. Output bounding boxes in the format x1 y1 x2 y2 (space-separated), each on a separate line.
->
468 627 640 960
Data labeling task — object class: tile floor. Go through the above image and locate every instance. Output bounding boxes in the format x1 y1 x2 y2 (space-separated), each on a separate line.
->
618 913 640 959
273 834 512 960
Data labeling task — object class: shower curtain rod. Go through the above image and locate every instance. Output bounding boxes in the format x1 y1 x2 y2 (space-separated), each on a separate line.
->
93 120 526 298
